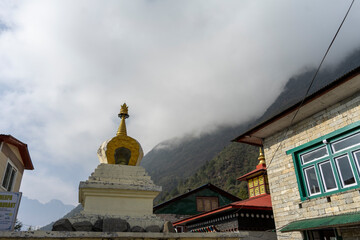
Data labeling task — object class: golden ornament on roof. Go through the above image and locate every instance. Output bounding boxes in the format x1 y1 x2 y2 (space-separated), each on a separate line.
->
258 148 266 165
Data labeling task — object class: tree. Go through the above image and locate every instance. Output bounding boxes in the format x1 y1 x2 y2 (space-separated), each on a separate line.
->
14 219 22 231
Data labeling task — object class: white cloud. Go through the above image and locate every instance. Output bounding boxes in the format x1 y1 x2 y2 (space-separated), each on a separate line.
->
20 166 78 205
0 0 359 204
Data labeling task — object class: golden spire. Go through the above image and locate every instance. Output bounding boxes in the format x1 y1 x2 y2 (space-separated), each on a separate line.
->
258 147 266 165
117 103 129 136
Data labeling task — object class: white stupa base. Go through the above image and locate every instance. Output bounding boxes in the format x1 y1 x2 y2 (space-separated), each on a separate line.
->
78 164 164 227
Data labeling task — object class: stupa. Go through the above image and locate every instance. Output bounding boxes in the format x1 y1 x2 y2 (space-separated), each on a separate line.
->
76 104 164 229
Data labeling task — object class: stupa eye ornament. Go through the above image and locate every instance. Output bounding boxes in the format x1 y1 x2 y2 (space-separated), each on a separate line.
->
97 103 144 166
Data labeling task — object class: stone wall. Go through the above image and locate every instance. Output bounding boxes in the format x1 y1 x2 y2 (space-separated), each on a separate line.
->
263 92 360 240
0 231 277 240
156 213 192 222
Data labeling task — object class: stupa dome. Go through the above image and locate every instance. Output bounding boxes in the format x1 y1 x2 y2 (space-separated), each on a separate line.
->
97 103 144 166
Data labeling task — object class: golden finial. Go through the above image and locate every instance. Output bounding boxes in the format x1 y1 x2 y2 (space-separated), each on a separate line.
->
119 103 129 117
258 148 266 165
117 103 129 136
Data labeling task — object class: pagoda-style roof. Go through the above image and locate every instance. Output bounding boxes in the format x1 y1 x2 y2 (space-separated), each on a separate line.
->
230 194 272 209
237 164 266 181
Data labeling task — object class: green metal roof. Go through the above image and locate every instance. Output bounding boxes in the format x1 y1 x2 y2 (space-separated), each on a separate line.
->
280 212 360 232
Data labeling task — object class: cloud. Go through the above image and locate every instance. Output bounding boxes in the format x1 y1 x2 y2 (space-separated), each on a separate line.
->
20 166 78 205
0 0 359 204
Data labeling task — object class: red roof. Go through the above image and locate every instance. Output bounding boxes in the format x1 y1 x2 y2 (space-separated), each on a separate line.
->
230 194 272 209
173 194 272 226
237 164 266 181
0 135 34 170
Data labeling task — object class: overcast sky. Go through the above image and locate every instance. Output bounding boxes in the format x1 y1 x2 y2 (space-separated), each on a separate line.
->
0 0 359 206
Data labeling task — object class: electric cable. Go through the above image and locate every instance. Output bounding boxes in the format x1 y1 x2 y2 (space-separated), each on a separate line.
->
266 0 355 169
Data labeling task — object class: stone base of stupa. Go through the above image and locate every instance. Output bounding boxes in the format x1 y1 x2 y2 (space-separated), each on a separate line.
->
77 164 164 228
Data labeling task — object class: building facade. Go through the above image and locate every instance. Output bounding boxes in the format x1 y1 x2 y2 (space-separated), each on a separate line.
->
0 135 34 192
173 150 275 234
154 183 240 232
235 67 360 239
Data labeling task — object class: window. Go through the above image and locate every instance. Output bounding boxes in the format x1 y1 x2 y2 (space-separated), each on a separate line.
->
318 161 337 192
2 161 17 191
304 166 321 196
305 229 337 240
301 146 328 164
288 122 360 200
196 197 219 212
335 155 356 187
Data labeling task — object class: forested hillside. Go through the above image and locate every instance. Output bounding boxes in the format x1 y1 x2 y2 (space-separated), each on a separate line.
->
141 124 252 203
160 142 259 203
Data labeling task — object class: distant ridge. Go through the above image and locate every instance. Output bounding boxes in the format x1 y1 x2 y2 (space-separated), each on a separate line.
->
40 204 83 231
17 196 75 230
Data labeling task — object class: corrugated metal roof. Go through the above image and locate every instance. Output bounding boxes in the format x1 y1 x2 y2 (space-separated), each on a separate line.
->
280 211 360 232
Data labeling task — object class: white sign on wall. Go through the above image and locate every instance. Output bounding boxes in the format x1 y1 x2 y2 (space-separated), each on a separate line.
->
0 192 22 231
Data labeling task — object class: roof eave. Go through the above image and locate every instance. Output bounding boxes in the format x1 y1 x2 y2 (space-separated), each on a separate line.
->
233 66 360 145
0 135 34 170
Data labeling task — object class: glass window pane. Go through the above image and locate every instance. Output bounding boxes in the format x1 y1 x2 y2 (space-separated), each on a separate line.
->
2 164 12 189
301 147 328 164
332 132 360 152
304 167 320 195
319 161 337 191
353 150 360 175
336 155 356 187
8 169 16 191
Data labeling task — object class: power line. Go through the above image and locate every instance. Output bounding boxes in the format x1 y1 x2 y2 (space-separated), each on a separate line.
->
266 0 355 169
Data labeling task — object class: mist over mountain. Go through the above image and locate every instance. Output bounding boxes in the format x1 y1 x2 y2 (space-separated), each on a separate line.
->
257 47 360 126
17 196 75 229
142 47 360 204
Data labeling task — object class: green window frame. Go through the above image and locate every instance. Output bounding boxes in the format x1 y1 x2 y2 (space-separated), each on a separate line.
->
287 121 360 201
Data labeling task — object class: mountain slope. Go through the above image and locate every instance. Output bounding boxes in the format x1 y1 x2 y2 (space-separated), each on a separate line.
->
163 142 259 202
141 125 250 202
